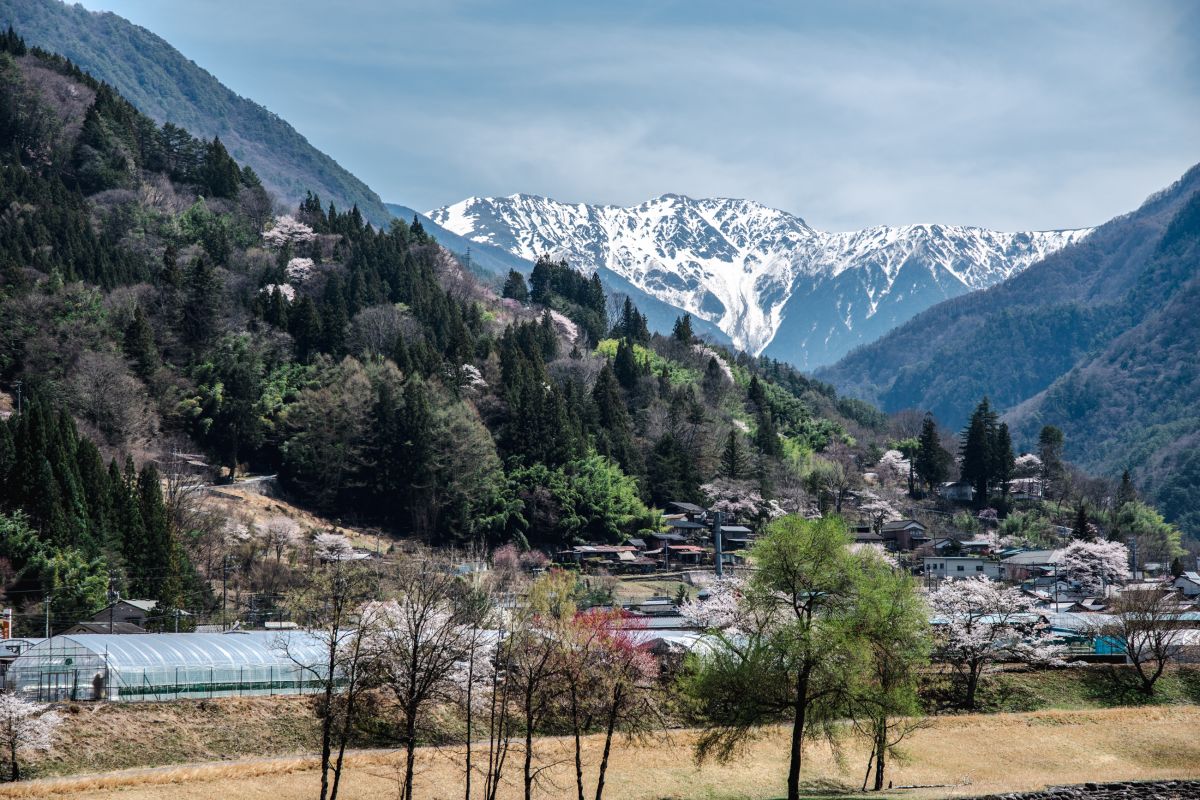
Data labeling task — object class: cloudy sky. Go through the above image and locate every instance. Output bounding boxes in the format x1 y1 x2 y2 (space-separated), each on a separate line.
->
77 0 1199 232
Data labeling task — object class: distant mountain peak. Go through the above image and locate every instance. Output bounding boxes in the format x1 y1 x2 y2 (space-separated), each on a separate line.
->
429 194 1090 366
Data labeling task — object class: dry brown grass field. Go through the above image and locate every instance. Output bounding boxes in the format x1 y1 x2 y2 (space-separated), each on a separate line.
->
6 706 1198 800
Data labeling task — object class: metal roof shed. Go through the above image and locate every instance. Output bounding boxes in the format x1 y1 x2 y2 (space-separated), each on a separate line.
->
7 632 332 703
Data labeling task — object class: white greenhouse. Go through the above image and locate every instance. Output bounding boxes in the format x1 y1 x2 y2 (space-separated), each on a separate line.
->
5 632 333 702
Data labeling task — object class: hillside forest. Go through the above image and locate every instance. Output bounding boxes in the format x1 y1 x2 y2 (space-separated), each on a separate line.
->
0 27 1190 632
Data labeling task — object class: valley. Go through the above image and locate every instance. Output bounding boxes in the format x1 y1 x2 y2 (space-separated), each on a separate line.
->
0 3 1195 800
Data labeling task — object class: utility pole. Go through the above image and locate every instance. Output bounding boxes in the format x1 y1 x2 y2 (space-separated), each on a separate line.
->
108 581 119 634
221 555 230 631
713 510 725 579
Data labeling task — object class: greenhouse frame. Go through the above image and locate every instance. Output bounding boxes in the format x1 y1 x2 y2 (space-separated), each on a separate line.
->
5 632 335 702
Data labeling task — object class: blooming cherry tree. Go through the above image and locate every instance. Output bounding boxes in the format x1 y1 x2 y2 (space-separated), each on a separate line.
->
681 576 750 634
1060 540 1129 594
262 515 303 562
700 479 784 523
313 531 355 561
692 344 734 382
857 492 901 532
927 576 1065 708
875 450 911 486
1013 453 1043 478
0 694 61 781
262 215 316 249
285 256 315 283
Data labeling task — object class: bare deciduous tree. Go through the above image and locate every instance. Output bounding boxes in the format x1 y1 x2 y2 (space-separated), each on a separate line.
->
1093 589 1185 695
367 555 477 800
284 561 380 800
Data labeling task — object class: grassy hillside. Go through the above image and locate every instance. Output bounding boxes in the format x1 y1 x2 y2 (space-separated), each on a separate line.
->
0 0 393 226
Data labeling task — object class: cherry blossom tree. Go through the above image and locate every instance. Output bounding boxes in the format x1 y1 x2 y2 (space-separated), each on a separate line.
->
857 492 901 533
285 256 315 283
313 531 356 562
0 695 60 781
262 516 303 562
875 450 911 487
263 215 317 249
680 575 751 634
700 478 784 523
927 576 1065 708
692 344 734 382
1060 540 1129 594
1013 453 1043 478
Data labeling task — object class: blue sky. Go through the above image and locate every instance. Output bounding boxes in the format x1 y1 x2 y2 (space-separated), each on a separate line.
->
77 0 1200 231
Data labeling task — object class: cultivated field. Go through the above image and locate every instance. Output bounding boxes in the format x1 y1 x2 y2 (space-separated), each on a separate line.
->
7 706 1198 800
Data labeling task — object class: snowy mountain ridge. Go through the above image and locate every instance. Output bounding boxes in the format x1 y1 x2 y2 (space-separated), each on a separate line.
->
429 193 1091 367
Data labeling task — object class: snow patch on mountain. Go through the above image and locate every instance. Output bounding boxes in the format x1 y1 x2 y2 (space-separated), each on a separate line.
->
429 194 1091 363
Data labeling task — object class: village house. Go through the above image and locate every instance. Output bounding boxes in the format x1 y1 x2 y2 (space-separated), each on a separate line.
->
999 549 1063 583
937 481 975 503
880 519 930 552
1007 477 1044 502
922 555 1001 582
63 621 149 635
932 537 993 556
1173 571 1200 598
85 599 163 630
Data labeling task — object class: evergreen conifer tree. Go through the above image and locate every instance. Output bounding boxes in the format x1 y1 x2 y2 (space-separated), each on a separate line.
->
720 430 746 479
1117 469 1138 507
502 270 529 302
992 422 1015 497
1038 425 1065 498
672 314 694 343
123 305 159 380
959 397 997 507
613 338 640 390
914 413 950 493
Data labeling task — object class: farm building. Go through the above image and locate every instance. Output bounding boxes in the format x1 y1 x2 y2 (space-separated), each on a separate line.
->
5 631 332 702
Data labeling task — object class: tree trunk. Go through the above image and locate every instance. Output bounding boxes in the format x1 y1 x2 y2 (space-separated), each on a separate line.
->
9 743 18 783
319 657 336 800
594 684 622 800
523 684 535 800
966 663 981 710
786 669 810 800
872 718 887 791
571 686 584 800
404 712 418 800
465 655 474 800
329 662 360 800
860 745 875 792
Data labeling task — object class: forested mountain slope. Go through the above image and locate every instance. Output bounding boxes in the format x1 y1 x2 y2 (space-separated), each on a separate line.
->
0 0 393 225
817 163 1200 536
0 27 883 626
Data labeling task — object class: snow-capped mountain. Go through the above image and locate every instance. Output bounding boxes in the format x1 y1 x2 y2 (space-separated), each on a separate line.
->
429 194 1091 368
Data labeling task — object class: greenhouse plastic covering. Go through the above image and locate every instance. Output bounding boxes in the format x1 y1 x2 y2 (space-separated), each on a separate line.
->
6 632 336 702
